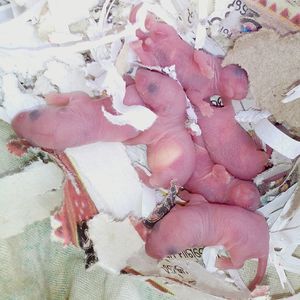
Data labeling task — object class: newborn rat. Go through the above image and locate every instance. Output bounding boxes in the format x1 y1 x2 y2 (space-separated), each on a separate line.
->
143 191 269 291
184 135 261 210
125 68 196 188
131 14 268 179
11 90 141 151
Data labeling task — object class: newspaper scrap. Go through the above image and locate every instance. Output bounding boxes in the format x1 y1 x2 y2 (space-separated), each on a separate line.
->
77 220 99 269
44 150 99 245
206 0 299 52
142 181 182 229
245 0 300 34
126 246 250 299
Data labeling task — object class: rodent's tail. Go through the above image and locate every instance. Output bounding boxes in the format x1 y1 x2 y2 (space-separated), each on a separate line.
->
248 256 268 291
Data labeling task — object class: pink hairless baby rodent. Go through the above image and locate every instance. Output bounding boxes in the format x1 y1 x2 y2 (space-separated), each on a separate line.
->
184 135 261 210
11 89 142 151
130 14 248 107
131 12 269 179
142 191 269 291
11 68 196 189
125 68 196 188
192 101 269 180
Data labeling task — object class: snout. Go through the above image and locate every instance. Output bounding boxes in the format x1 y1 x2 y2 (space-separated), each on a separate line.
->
11 111 29 138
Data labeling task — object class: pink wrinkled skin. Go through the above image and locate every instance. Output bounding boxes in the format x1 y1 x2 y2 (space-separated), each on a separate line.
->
125 69 196 188
11 88 142 151
184 135 260 210
131 15 268 180
144 191 269 291
193 102 269 180
130 15 248 105
9 9 270 290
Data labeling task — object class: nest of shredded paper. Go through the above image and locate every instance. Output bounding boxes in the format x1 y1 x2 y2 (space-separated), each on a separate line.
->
0 1 299 299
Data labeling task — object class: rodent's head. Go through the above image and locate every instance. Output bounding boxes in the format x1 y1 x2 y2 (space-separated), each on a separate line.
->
218 65 249 100
135 68 186 115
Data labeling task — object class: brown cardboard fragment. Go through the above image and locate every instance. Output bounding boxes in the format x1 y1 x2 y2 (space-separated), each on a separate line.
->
245 0 300 35
223 29 300 132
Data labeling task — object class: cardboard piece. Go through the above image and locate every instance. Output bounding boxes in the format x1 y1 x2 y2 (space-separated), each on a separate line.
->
223 29 300 131
245 0 300 35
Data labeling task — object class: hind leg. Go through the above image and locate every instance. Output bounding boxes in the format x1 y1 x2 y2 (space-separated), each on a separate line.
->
216 242 249 270
216 256 244 270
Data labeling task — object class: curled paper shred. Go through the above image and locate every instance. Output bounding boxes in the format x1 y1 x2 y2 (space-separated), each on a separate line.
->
142 181 181 229
235 109 272 124
282 83 300 104
202 246 222 273
259 178 300 291
258 184 298 219
270 184 299 232
0 73 45 122
269 247 290 290
0 21 138 54
185 95 201 136
194 0 211 49
254 119 300 159
99 61 157 131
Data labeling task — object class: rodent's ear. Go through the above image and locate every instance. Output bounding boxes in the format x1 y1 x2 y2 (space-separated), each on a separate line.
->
221 84 234 100
193 50 215 79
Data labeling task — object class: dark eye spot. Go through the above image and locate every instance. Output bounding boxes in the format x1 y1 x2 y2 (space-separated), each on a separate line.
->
234 67 246 77
167 246 178 255
148 83 158 93
29 109 41 121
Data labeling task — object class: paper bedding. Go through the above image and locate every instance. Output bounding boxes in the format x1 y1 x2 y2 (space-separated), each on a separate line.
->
0 0 299 299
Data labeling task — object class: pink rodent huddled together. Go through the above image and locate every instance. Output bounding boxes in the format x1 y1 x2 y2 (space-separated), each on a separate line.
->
11 9 270 291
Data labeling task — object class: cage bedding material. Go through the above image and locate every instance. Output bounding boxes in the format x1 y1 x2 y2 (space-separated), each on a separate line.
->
0 0 298 298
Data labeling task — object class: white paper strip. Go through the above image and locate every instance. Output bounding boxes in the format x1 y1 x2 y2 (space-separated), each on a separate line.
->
278 253 300 275
99 61 157 131
65 142 146 219
235 109 271 124
0 4 13 23
258 184 297 218
270 184 299 232
282 84 300 104
0 160 64 239
254 119 300 159
271 227 300 249
88 213 144 273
